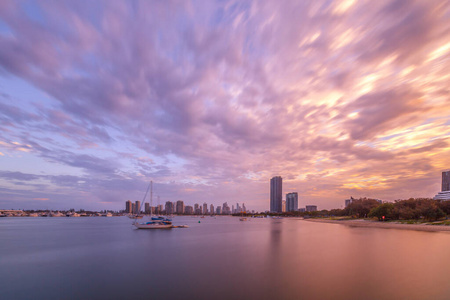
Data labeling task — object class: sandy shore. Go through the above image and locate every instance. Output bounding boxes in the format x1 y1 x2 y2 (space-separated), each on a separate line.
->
305 218 450 232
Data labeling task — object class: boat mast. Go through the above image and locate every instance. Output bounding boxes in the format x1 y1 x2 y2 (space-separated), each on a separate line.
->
150 181 153 217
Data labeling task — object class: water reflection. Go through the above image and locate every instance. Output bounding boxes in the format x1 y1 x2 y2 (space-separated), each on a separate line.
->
1 217 450 300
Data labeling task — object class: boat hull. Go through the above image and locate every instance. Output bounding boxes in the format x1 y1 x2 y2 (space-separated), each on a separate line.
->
134 223 172 229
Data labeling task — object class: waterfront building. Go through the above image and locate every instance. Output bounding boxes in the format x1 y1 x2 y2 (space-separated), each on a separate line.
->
299 208 306 212
216 206 222 214
306 205 317 212
184 206 193 215
126 200 132 213
203 203 208 215
135 201 141 214
176 200 185 215
165 201 174 215
286 192 298 212
270 176 283 213
132 203 136 214
145 203 150 214
443 170 450 191
222 202 231 214
232 205 235 214
210 204 214 215
434 170 450 200
345 196 355 207
282 200 286 212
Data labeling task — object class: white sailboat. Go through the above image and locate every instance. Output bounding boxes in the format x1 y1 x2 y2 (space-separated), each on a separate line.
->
134 181 173 229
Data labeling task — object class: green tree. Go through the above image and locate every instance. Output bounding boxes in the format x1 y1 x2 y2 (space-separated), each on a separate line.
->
368 203 394 221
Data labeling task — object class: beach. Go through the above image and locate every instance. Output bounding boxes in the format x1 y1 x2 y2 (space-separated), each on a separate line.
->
305 218 450 232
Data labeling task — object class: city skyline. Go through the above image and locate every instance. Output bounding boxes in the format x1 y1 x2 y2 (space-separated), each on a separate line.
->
0 1 449 212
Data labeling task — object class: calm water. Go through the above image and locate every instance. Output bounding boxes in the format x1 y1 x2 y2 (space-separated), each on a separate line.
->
1 216 450 300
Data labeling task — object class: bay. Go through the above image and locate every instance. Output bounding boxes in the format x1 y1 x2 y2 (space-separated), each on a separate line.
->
1 216 450 300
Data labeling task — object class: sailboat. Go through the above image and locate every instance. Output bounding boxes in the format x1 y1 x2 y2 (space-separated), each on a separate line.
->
134 181 173 229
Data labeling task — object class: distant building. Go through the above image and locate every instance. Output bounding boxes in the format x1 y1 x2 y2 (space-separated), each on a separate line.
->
134 201 141 214
443 170 450 191
242 203 246 213
184 206 193 215
176 200 185 215
345 196 355 207
126 200 132 213
216 206 222 214
270 176 283 213
203 203 208 215
306 205 317 212
434 170 450 200
282 200 286 212
210 204 214 215
286 192 298 212
145 203 150 214
222 202 231 214
298 208 306 213
165 201 173 214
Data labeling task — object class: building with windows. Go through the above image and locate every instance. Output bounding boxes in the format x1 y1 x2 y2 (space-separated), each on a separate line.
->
270 176 283 213
345 196 355 207
434 170 450 200
176 200 185 215
184 206 193 215
210 204 214 215
125 200 132 213
134 201 141 214
165 201 174 214
286 192 298 212
306 205 317 212
203 203 208 215
145 203 150 214
222 202 231 214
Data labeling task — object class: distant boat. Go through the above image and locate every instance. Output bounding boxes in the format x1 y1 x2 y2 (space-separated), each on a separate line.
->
102 212 113 217
239 217 248 221
128 215 143 219
134 181 173 229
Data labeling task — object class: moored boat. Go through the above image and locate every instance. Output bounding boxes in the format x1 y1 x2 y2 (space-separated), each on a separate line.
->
134 181 173 229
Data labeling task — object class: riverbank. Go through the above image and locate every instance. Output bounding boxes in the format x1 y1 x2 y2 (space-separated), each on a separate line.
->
305 218 450 232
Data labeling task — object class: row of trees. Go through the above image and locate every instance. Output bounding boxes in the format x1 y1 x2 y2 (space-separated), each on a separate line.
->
367 198 450 221
267 198 450 221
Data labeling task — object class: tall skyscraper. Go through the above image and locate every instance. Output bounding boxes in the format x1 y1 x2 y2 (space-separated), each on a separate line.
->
442 170 450 191
210 204 214 215
125 200 132 213
145 202 150 214
134 201 141 214
286 192 298 212
270 176 282 212
184 206 193 214
176 200 185 215
203 203 208 215
165 201 174 214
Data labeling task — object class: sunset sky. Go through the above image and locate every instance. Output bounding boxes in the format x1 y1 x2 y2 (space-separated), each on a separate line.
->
0 0 449 211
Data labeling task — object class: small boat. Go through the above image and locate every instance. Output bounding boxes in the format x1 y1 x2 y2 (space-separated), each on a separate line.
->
172 225 189 228
239 217 248 221
135 220 173 229
128 215 143 219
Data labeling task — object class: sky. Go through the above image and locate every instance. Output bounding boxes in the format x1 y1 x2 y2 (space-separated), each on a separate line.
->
0 0 449 212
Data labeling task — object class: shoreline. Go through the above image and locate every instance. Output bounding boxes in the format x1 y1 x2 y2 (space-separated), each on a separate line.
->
304 218 450 232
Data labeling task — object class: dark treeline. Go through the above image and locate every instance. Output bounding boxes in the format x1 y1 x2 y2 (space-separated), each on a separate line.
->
268 198 450 221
